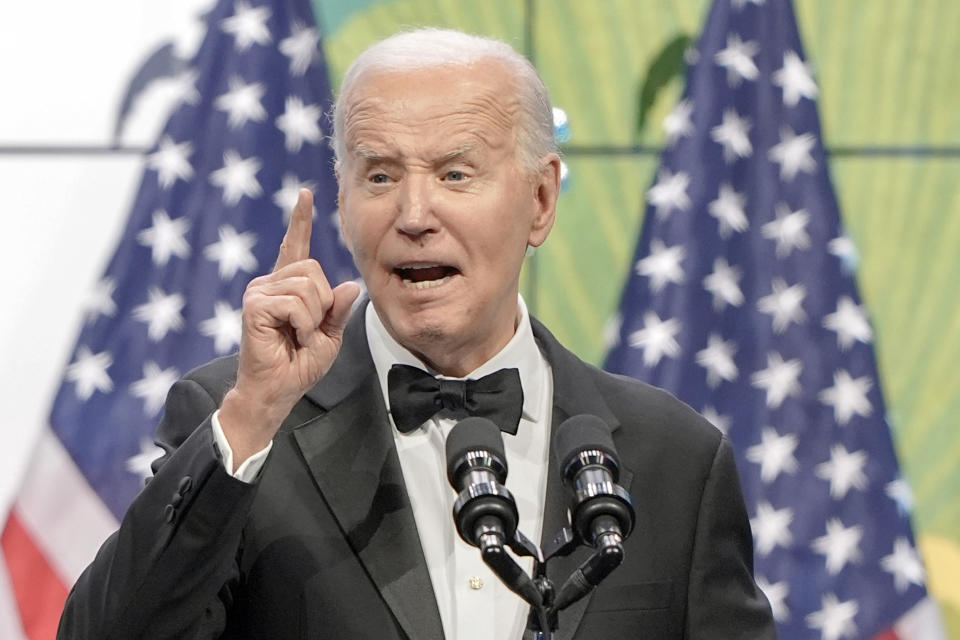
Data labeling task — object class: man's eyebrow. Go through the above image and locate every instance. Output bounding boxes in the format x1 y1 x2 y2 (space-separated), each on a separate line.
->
353 145 393 162
434 143 478 165
351 142 479 165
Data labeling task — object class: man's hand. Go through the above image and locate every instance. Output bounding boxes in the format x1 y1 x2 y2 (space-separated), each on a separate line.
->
219 189 361 468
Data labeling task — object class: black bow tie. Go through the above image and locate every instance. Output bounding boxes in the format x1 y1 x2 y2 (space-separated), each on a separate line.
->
387 364 524 435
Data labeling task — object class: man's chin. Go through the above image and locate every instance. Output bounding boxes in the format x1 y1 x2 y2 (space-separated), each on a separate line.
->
394 319 454 355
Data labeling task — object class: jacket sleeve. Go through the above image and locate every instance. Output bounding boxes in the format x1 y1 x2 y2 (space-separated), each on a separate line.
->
58 376 258 640
684 435 777 639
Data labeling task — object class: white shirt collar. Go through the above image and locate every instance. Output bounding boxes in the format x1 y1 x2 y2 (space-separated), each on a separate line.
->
365 295 546 424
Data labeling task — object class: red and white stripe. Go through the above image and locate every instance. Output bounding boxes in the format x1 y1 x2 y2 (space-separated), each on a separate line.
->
880 596 947 640
1 428 118 639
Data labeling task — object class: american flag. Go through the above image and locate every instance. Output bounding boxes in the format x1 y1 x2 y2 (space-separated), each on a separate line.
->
604 1 944 638
0 0 355 637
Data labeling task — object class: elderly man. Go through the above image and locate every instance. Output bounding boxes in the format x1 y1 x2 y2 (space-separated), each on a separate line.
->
60 29 775 639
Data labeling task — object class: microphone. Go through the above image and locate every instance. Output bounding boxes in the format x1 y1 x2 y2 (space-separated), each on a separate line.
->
446 417 543 611
445 417 518 547
551 415 635 612
554 414 635 546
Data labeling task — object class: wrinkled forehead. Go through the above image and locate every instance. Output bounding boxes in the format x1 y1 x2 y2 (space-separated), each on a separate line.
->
341 62 521 160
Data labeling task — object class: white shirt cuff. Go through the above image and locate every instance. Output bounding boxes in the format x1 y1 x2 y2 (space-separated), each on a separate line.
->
211 409 272 483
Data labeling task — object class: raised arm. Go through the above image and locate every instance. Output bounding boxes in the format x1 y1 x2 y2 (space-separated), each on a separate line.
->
58 190 360 638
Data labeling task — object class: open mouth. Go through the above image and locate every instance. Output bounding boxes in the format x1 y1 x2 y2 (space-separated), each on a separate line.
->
394 264 460 289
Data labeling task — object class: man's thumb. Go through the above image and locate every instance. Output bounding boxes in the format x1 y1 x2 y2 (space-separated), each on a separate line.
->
322 280 363 337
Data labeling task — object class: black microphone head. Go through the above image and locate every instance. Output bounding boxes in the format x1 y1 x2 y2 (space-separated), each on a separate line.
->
445 417 507 487
554 414 619 480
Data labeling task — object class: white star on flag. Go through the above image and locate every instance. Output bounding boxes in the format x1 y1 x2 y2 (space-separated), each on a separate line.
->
604 312 623 349
132 287 186 342
823 296 872 350
209 150 263 206
83 277 117 325
746 426 799 483
702 257 744 310
773 50 818 107
634 239 685 292
714 33 759 86
627 312 682 367
216 76 267 129
751 501 794 555
711 108 753 161
137 209 191 266
220 0 272 51
828 234 859 272
696 333 739 387
763 203 811 257
819 369 873 425
886 478 915 516
812 518 864 575
273 174 318 220
756 576 790 622
768 126 817 182
663 99 694 145
130 361 181 416
169 68 201 109
700 406 731 434
124 437 165 483
881 537 926 594
805 593 858 640
66 346 113 400
646 169 691 219
708 183 749 238
757 277 807 333
204 224 258 279
276 96 323 152
751 351 803 408
816 444 869 499
279 21 320 76
147 136 194 189
757 576 790 622
199 301 243 354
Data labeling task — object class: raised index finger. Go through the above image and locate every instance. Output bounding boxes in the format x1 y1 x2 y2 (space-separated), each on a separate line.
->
274 188 314 272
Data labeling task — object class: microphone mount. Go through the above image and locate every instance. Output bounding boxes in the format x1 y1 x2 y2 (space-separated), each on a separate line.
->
446 415 636 639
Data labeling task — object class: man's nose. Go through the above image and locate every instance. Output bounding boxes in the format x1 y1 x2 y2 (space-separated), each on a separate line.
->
395 173 438 238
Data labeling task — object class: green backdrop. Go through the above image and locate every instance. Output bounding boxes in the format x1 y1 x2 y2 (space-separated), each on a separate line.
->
313 1 960 634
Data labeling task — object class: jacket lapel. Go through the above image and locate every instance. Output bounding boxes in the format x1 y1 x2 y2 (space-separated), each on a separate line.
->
290 304 444 640
532 319 633 640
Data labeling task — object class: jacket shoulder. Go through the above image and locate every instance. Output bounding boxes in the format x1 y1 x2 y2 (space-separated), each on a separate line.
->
531 315 722 459
590 364 723 459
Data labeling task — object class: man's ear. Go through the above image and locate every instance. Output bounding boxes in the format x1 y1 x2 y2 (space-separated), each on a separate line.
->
527 153 561 248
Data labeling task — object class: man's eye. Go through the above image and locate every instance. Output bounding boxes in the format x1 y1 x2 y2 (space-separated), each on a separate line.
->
370 173 389 184
445 170 465 181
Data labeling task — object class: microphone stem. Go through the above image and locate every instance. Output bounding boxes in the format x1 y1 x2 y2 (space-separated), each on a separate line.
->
551 527 625 613
475 521 543 609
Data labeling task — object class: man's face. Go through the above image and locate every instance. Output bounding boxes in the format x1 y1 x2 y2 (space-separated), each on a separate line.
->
338 61 559 375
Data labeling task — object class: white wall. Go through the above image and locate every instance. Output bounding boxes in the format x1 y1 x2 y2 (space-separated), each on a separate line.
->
0 0 215 518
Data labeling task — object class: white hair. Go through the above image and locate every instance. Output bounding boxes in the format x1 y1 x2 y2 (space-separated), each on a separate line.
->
331 28 556 171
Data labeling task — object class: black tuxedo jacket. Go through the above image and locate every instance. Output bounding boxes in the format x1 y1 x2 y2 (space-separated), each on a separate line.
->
60 307 775 639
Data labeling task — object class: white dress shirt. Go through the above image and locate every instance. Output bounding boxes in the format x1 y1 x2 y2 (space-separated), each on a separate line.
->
212 295 552 639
